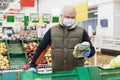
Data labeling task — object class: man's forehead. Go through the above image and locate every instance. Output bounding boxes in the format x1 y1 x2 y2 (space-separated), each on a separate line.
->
62 5 76 16
63 12 76 17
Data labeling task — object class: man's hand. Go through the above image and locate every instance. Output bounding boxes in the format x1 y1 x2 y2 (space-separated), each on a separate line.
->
28 67 37 72
82 48 91 57
73 42 90 58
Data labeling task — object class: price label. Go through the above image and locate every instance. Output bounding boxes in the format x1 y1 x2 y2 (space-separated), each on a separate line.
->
30 13 39 22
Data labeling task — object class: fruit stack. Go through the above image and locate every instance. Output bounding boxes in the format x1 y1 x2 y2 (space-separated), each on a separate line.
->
38 47 52 67
28 46 52 67
0 54 9 69
44 47 52 66
24 42 38 53
28 53 33 64
0 42 7 54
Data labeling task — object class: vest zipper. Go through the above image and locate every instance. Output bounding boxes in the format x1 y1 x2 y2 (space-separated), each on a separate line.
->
63 29 65 70
63 28 67 70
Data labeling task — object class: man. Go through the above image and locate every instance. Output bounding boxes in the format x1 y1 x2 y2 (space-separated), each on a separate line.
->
29 5 95 72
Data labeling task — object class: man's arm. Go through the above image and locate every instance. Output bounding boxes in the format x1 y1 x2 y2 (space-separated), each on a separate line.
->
30 29 51 68
82 30 95 57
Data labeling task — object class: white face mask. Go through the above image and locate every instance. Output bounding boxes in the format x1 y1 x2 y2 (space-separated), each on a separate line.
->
63 18 75 27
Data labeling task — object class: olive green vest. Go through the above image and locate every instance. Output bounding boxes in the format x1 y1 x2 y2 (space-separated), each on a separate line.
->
51 24 84 71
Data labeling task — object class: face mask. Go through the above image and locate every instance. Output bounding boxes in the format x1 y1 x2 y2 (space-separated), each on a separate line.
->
63 18 75 27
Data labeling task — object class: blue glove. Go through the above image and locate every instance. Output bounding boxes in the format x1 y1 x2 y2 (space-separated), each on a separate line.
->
28 67 37 72
83 48 91 57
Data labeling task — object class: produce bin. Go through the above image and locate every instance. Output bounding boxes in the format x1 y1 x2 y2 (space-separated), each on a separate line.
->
8 53 28 66
0 74 1 80
1 66 120 80
7 40 25 53
20 67 92 80
98 67 120 80
19 66 120 80
1 72 16 80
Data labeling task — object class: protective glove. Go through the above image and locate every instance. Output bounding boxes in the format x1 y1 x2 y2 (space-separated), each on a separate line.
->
28 67 37 72
82 48 91 57
73 41 90 58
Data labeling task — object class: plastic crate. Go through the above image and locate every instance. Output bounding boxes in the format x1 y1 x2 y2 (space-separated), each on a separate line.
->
7 40 25 53
86 66 120 80
19 67 92 80
0 74 1 80
2 66 120 80
20 66 120 80
8 53 28 66
1 72 16 80
98 67 120 80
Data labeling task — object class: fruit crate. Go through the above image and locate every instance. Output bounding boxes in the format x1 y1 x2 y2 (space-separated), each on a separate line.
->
7 52 28 66
7 40 25 53
1 66 120 80
98 67 120 80
0 66 90 80
0 40 8 55
0 72 17 80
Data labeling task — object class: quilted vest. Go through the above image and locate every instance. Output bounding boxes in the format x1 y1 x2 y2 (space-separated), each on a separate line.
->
51 24 84 71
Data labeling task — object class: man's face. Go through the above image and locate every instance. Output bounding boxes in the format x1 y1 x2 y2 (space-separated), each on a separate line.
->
61 10 76 21
61 7 76 26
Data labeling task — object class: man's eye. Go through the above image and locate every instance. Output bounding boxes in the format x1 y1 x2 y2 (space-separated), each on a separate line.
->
65 16 75 19
71 17 75 19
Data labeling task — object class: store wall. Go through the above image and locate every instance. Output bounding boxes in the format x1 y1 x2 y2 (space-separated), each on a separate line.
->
20 1 38 15
113 1 120 36
2 0 120 37
97 1 114 36
97 0 120 36
20 0 98 15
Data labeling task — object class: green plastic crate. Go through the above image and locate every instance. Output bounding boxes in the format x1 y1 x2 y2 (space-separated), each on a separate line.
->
86 66 120 80
7 40 25 53
1 66 120 80
20 67 91 80
8 53 28 66
20 66 120 80
0 74 1 80
99 67 120 80
1 72 16 80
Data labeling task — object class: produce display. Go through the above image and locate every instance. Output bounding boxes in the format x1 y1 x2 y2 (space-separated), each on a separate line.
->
110 55 120 68
0 54 9 68
0 39 52 70
28 53 33 64
40 47 52 66
0 42 7 54
24 42 38 53
28 46 52 67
